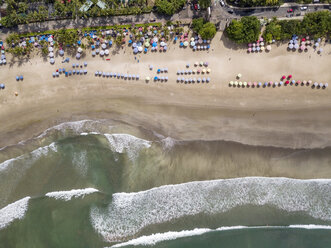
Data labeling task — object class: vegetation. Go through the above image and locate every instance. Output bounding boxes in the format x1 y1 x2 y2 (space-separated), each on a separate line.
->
191 18 217 39
55 28 79 46
263 11 331 42
198 0 211 9
155 0 185 16
227 0 281 7
226 16 261 43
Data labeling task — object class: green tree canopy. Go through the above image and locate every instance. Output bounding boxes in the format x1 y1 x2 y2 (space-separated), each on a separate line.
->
192 17 204 33
198 0 211 9
226 16 261 43
199 22 217 39
155 0 185 16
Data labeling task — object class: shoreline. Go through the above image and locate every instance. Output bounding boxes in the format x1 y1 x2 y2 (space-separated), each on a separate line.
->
0 32 331 150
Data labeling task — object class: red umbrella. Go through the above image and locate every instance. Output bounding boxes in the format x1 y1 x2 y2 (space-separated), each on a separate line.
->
281 75 286 80
285 80 289 84
288 75 292 79
302 38 306 42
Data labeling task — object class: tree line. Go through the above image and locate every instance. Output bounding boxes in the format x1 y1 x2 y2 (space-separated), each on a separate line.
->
226 11 331 44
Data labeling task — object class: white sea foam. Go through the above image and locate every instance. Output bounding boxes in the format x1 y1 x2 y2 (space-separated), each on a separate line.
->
289 224 331 229
0 142 57 173
90 177 331 242
110 228 211 247
104 134 151 161
108 224 331 247
72 150 89 176
36 120 100 139
0 197 30 230
45 188 99 201
161 137 177 150
80 132 100 136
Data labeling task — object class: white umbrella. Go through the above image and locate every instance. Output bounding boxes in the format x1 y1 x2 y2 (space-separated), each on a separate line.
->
183 41 189 47
49 52 54 58
77 47 83 53
50 58 55 64
266 45 271 51
96 49 100 54
100 50 105 56
101 44 107 49
105 49 109 55
138 47 143 52
76 53 81 59
48 47 53 52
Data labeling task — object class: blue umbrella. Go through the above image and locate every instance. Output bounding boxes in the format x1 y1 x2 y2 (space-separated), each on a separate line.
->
20 75 23 80
193 46 197 50
65 71 68 76
59 69 62 73
154 76 158 81
174 37 178 41
128 40 132 44
98 71 102 76
68 70 72 75
152 42 157 47
206 77 210 82
91 45 95 49
133 48 138 54
52 72 56 77
84 62 87 67
0 83 5 89
73 70 76 74
258 82 262 87
16 76 19 81
113 73 117 77
291 79 295 84
207 45 210 49
124 74 128 79
132 43 137 48
164 46 167 50
180 42 184 47
56 72 59 77
77 40 81 45
109 41 112 46
157 69 161 73
144 48 148 53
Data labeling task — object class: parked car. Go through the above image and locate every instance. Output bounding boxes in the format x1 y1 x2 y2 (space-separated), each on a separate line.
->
219 0 225 6
228 9 234 14
300 6 308 10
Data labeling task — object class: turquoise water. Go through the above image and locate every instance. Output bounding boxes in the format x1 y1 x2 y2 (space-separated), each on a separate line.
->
0 120 330 248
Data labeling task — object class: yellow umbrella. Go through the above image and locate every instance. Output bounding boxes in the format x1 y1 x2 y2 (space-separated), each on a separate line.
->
192 69 196 74
200 61 203 66
239 81 242 86
234 81 238 86
202 69 206 73
229 81 234 86
237 73 242 78
207 68 211 73
145 76 150 81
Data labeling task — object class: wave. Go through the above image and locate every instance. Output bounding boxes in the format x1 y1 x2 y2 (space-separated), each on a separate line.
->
90 177 331 242
0 142 57 173
36 120 102 139
45 188 99 201
109 224 331 247
0 197 30 230
104 134 151 161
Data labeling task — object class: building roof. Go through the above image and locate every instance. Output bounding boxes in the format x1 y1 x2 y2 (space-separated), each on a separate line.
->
96 0 106 9
79 0 93 12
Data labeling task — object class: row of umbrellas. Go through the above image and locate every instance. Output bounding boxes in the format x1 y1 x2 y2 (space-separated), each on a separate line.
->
247 45 271 53
15 75 24 81
177 69 211 74
52 69 87 77
157 68 168 73
94 71 140 80
0 59 7 65
194 61 209 67
72 62 88 68
92 49 110 56
229 80 328 88
153 76 168 81
177 77 210 83
193 45 210 51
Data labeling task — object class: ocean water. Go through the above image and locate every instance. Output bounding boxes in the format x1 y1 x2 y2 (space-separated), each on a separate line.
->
0 120 330 248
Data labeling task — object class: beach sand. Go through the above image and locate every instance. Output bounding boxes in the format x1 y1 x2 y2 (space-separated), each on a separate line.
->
0 32 331 152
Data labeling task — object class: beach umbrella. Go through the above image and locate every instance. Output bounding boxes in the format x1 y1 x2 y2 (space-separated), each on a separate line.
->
247 48 252 53
288 44 294 49
16 76 19 81
260 42 264 46
234 81 238 86
48 47 53 52
243 82 247 87
324 83 328 88
202 69 206 74
0 83 4 89
288 75 292 79
285 80 289 85
76 53 81 59
59 50 64 56
136 75 139 80
318 48 323 53
294 44 299 49
52 72 56 77
101 44 107 50
237 73 242 79
177 77 181 82
252 47 256 52
264 82 268 87
247 82 251 87
100 50 105 56
49 52 54 57
96 49 100 54
279 81 283 86
308 80 312 86
300 45 305 51
291 79 295 84
50 58 55 64
154 76 158 81
145 76 150 82
20 75 23 80
315 42 319 47
296 80 301 85
260 46 265 51
138 47 143 52
95 71 99 76
197 78 201 83
207 68 211 73
319 83 323 88
253 82 257 87
145 42 150 47
274 82 278 86
190 41 195 47
133 47 138 54
92 51 96 56
256 47 260 52
258 82 262 87
99 71 102 76
184 41 189 47
314 82 318 87
266 45 271 51
229 81 233 86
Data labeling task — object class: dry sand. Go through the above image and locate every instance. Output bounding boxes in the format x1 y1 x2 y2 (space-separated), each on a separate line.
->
0 32 331 149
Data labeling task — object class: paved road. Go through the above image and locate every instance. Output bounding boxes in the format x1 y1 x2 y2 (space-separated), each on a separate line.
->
0 2 329 36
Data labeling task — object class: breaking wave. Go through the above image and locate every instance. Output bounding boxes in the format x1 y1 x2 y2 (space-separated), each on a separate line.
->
109 225 331 247
0 197 30 230
45 188 99 201
104 134 151 161
90 177 331 242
